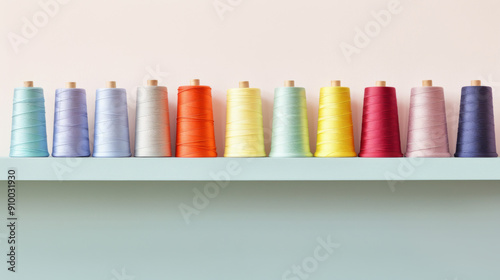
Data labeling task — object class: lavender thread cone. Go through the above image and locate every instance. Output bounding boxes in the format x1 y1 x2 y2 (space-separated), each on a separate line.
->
52 88 90 157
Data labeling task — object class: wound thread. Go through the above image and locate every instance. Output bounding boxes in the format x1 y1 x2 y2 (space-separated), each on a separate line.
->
269 86 312 157
10 86 49 157
176 84 217 157
406 85 450 157
93 87 131 157
455 85 497 157
224 86 266 157
315 84 356 157
359 85 402 157
52 87 90 157
135 85 171 157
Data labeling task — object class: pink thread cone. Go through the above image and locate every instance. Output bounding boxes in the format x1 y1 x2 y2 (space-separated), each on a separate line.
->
406 86 451 157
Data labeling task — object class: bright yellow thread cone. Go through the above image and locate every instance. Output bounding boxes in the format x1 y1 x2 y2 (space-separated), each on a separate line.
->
224 87 266 157
315 85 356 157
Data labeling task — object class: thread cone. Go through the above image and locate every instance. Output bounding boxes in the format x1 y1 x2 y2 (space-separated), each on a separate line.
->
9 86 49 157
224 87 266 157
176 84 216 157
406 86 451 157
315 86 356 157
269 87 312 157
52 88 90 157
359 86 402 157
93 88 131 157
455 86 497 157
135 86 171 157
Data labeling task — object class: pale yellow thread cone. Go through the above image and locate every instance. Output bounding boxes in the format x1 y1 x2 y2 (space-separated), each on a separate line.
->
224 87 266 157
315 85 356 157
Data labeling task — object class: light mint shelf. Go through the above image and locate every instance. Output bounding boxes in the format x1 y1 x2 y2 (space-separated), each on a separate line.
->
0 157 499 181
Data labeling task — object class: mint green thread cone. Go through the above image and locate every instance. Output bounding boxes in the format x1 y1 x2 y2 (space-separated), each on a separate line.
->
269 84 312 157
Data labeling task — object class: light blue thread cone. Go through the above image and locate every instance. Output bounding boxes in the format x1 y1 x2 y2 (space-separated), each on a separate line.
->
93 87 131 157
10 86 49 157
